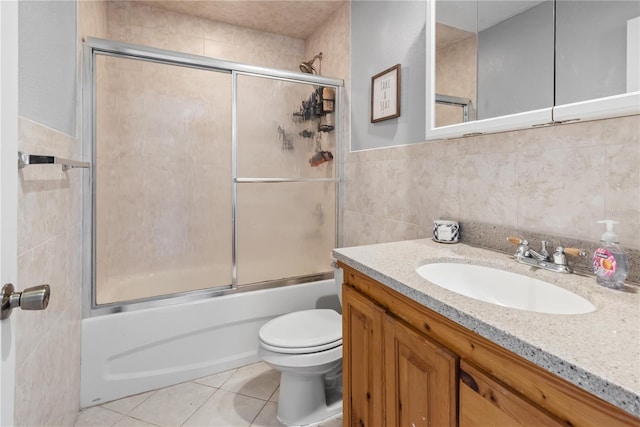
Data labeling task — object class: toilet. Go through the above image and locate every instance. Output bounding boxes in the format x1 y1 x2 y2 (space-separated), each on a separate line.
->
258 266 343 426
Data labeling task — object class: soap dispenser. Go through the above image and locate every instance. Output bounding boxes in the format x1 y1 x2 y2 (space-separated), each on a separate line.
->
593 220 629 289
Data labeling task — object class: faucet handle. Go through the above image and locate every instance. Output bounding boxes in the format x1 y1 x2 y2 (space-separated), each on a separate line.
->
507 236 524 245
564 247 587 257
507 237 529 258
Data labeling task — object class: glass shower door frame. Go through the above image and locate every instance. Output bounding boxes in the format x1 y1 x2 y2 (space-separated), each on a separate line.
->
82 38 343 317
232 70 341 289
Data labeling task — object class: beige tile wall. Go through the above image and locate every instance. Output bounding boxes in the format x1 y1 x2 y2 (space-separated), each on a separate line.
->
16 118 83 426
342 114 640 251
106 1 306 70
13 2 108 425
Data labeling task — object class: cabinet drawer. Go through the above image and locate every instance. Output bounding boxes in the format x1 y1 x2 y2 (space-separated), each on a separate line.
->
460 361 564 427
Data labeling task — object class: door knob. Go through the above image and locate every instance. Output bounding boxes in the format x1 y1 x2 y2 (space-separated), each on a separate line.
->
1 283 50 320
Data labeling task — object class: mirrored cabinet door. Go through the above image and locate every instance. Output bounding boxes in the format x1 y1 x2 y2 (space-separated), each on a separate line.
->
426 0 640 140
433 0 477 130
476 0 554 120
553 0 640 122
427 0 477 138
427 0 555 139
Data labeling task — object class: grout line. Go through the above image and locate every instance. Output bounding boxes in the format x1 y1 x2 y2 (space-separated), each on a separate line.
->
110 413 127 427
126 414 162 427
179 387 219 427
124 390 156 416
249 398 271 427
267 386 279 403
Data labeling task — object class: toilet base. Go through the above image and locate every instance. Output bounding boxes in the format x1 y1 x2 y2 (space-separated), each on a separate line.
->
276 368 343 426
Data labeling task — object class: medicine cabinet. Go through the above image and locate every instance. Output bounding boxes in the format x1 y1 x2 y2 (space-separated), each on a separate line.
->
426 0 640 140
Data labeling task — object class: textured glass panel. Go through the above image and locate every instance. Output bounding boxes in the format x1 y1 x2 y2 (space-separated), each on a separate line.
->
95 55 232 304
237 74 337 179
236 182 336 286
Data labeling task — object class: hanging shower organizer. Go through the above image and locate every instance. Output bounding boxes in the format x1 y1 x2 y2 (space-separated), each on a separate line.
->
291 85 337 167
293 86 336 132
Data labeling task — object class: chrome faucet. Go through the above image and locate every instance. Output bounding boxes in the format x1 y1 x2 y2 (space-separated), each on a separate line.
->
508 237 586 274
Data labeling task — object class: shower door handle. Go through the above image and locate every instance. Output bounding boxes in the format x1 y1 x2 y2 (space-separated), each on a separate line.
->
0 283 50 320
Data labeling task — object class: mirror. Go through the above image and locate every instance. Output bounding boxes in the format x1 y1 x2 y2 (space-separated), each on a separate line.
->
427 0 640 140
435 1 553 126
434 1 477 128
555 1 640 113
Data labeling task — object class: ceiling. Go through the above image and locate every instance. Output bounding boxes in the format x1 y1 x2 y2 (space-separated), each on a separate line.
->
139 0 347 39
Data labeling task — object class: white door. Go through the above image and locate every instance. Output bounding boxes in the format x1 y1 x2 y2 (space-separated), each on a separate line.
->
0 0 18 425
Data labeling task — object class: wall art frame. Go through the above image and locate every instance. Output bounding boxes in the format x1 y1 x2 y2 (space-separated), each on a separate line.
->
371 64 401 123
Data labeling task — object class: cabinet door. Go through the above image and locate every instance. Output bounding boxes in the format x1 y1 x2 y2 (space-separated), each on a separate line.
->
460 361 565 427
342 285 385 427
384 315 458 427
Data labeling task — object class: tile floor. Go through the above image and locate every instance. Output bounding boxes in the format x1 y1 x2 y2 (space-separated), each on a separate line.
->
75 362 343 427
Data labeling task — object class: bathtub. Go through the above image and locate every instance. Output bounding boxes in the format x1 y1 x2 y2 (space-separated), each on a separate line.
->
80 278 339 408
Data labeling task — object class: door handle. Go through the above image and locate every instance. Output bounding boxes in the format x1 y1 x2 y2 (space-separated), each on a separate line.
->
1 283 50 319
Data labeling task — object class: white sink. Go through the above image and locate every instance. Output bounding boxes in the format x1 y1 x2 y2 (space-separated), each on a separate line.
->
416 263 595 315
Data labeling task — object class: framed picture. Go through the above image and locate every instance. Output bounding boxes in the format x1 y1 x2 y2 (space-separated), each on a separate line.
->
371 64 401 123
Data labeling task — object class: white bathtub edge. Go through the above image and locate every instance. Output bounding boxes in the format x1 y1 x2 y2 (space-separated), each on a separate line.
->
80 280 338 407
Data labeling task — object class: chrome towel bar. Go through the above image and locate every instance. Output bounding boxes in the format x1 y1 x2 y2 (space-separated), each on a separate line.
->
18 151 90 171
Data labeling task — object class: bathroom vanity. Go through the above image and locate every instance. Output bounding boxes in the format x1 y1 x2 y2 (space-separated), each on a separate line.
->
334 239 640 427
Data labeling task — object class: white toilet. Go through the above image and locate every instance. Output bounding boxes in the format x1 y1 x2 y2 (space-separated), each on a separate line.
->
258 267 343 426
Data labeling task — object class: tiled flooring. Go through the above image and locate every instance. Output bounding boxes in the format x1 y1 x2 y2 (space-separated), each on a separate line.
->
75 362 342 427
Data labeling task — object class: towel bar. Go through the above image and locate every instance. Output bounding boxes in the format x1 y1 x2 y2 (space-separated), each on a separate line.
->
18 151 90 171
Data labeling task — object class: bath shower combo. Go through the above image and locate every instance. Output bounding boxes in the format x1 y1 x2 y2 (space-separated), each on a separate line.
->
80 38 343 409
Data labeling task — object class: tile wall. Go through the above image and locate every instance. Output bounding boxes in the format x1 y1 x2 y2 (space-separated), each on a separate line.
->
106 1 306 69
13 2 108 425
342 114 640 253
16 119 83 426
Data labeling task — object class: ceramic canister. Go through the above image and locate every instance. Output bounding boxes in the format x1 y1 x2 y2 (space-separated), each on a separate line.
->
433 220 459 243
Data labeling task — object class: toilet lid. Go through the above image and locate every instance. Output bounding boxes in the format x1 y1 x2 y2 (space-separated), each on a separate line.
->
259 309 342 350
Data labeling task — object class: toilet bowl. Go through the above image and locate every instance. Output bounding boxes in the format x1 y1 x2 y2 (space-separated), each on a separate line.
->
257 266 343 426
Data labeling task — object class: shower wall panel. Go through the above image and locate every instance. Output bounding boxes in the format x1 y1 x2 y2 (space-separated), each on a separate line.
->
106 1 306 70
95 55 232 304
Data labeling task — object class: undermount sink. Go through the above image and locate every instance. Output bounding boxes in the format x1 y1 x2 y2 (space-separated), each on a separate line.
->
416 263 595 315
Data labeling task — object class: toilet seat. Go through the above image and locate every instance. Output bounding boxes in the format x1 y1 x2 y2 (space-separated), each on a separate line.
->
259 309 342 354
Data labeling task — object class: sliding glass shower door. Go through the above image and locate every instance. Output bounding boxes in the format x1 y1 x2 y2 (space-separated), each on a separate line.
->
87 39 342 311
235 74 337 286
94 55 233 304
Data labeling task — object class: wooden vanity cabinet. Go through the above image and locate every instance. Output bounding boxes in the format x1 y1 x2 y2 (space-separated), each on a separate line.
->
340 263 640 427
342 285 384 427
342 285 457 427
384 314 457 427
459 361 564 427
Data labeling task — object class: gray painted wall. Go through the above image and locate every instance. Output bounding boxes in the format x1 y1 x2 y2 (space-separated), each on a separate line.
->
477 1 554 120
351 1 426 151
19 0 77 136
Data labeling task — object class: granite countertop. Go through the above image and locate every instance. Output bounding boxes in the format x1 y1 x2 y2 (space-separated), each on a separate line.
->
333 238 640 418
